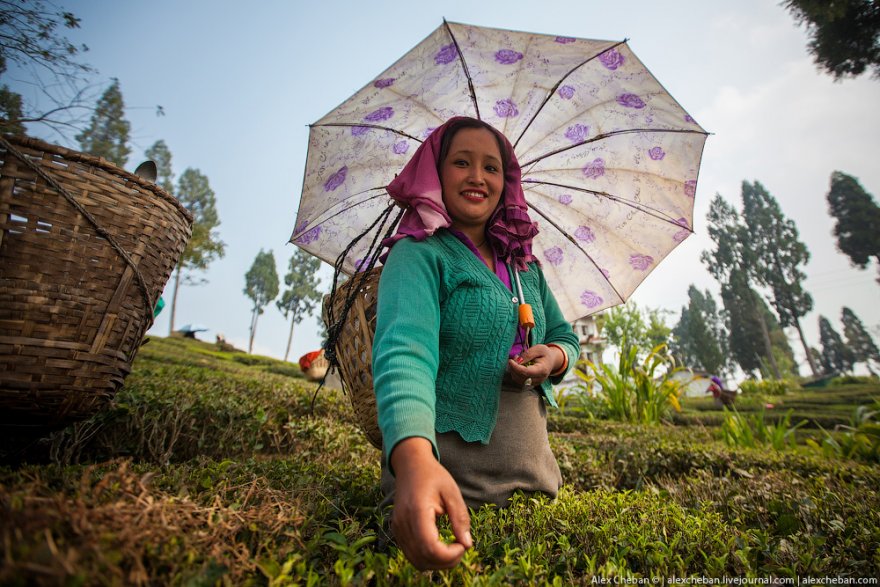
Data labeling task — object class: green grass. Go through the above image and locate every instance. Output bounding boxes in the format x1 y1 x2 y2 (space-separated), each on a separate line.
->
1 337 879 584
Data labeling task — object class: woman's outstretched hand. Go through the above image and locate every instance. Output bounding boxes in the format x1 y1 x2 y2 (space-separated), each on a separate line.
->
389 437 473 570
506 343 565 388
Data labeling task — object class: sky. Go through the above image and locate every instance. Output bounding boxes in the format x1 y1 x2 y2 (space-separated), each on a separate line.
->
12 0 880 377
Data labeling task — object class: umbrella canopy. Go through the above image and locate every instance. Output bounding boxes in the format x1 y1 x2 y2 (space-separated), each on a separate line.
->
291 20 707 321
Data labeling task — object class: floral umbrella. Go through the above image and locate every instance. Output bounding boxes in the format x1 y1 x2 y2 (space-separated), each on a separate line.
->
290 20 707 321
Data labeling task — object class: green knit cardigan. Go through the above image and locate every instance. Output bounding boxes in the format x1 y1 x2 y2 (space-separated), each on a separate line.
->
372 229 580 462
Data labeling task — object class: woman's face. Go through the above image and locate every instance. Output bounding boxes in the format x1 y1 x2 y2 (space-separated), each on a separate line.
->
439 127 504 234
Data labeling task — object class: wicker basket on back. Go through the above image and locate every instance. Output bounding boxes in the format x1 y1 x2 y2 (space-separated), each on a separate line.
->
322 267 383 449
0 135 193 433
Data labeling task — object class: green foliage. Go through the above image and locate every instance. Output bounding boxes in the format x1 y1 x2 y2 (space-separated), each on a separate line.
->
601 301 671 356
738 378 798 396
176 167 225 277
245 249 280 353
75 78 130 167
720 407 807 450
842 306 880 372
2 337 880 583
782 0 880 79
144 140 174 193
0 84 24 134
819 315 856 374
807 400 880 463
575 343 684 425
277 249 323 361
740 180 815 375
831 374 880 386
827 172 880 276
670 285 729 375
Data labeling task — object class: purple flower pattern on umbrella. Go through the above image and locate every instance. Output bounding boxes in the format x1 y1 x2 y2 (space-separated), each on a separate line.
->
629 254 653 271
648 147 665 161
296 226 321 244
374 78 395 88
495 49 524 64
354 258 366 272
494 99 519 118
673 217 690 242
582 157 605 179
580 290 603 308
545 246 564 266
558 194 573 205
684 179 697 198
435 43 457 65
393 141 409 155
616 93 646 109
364 106 394 122
685 114 696 123
600 268 611 279
575 225 596 243
422 126 437 138
555 36 576 44
558 85 575 100
351 126 369 137
565 123 590 143
599 48 625 70
294 220 308 235
323 166 347 192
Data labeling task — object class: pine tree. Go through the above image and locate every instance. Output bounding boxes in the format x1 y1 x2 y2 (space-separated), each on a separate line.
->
819 315 856 374
277 249 322 362
75 79 130 167
827 171 880 283
166 167 226 334
702 194 782 378
781 0 880 79
671 286 728 375
841 307 880 375
145 140 174 194
245 250 279 354
740 180 817 376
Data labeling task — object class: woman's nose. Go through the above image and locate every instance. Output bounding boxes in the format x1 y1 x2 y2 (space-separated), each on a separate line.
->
467 168 485 184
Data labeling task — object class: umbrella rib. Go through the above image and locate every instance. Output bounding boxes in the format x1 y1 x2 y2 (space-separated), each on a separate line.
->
522 178 690 228
512 39 628 150
444 19 481 119
311 122 425 143
520 127 707 169
293 188 391 236
527 203 627 305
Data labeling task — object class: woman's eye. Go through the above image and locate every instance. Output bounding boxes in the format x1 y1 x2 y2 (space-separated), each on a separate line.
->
453 159 468 167
486 165 499 173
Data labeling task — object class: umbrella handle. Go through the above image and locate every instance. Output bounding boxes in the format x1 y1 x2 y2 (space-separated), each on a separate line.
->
518 304 535 329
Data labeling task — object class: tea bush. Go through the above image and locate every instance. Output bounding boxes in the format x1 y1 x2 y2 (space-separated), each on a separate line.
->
1 337 878 584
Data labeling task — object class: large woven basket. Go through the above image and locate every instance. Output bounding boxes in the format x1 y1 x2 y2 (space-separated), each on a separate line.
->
323 267 383 449
0 135 193 432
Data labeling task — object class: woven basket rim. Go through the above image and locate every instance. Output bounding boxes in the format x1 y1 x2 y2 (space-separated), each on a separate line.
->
2 134 194 225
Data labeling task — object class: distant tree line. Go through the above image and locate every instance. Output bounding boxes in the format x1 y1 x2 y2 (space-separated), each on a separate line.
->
667 175 880 380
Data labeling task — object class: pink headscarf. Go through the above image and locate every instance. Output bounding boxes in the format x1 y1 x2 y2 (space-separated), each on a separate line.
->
382 117 539 271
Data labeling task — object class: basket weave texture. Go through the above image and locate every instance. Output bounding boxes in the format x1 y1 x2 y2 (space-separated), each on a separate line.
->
0 135 193 431
323 267 383 449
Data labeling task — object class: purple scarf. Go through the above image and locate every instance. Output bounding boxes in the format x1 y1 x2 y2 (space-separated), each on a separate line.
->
382 117 539 271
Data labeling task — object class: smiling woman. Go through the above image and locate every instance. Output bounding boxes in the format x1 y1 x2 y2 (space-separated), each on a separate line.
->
371 116 579 570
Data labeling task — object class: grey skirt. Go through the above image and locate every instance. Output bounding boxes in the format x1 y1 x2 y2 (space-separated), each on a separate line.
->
380 384 562 509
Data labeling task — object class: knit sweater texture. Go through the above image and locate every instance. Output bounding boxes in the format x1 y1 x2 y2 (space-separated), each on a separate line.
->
372 229 580 462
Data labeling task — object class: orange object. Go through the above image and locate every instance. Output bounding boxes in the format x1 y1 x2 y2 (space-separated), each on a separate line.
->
518 304 535 329
298 349 323 370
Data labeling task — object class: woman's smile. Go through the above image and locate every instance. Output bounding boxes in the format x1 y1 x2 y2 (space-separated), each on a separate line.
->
439 127 504 235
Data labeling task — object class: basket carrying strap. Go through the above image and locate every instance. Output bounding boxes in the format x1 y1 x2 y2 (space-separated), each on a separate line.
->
0 136 156 325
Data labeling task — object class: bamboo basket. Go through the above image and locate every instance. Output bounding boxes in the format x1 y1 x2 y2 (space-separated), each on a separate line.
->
0 135 193 433
323 267 383 449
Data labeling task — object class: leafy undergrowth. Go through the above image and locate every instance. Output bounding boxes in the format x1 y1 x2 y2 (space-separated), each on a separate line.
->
1 337 879 584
